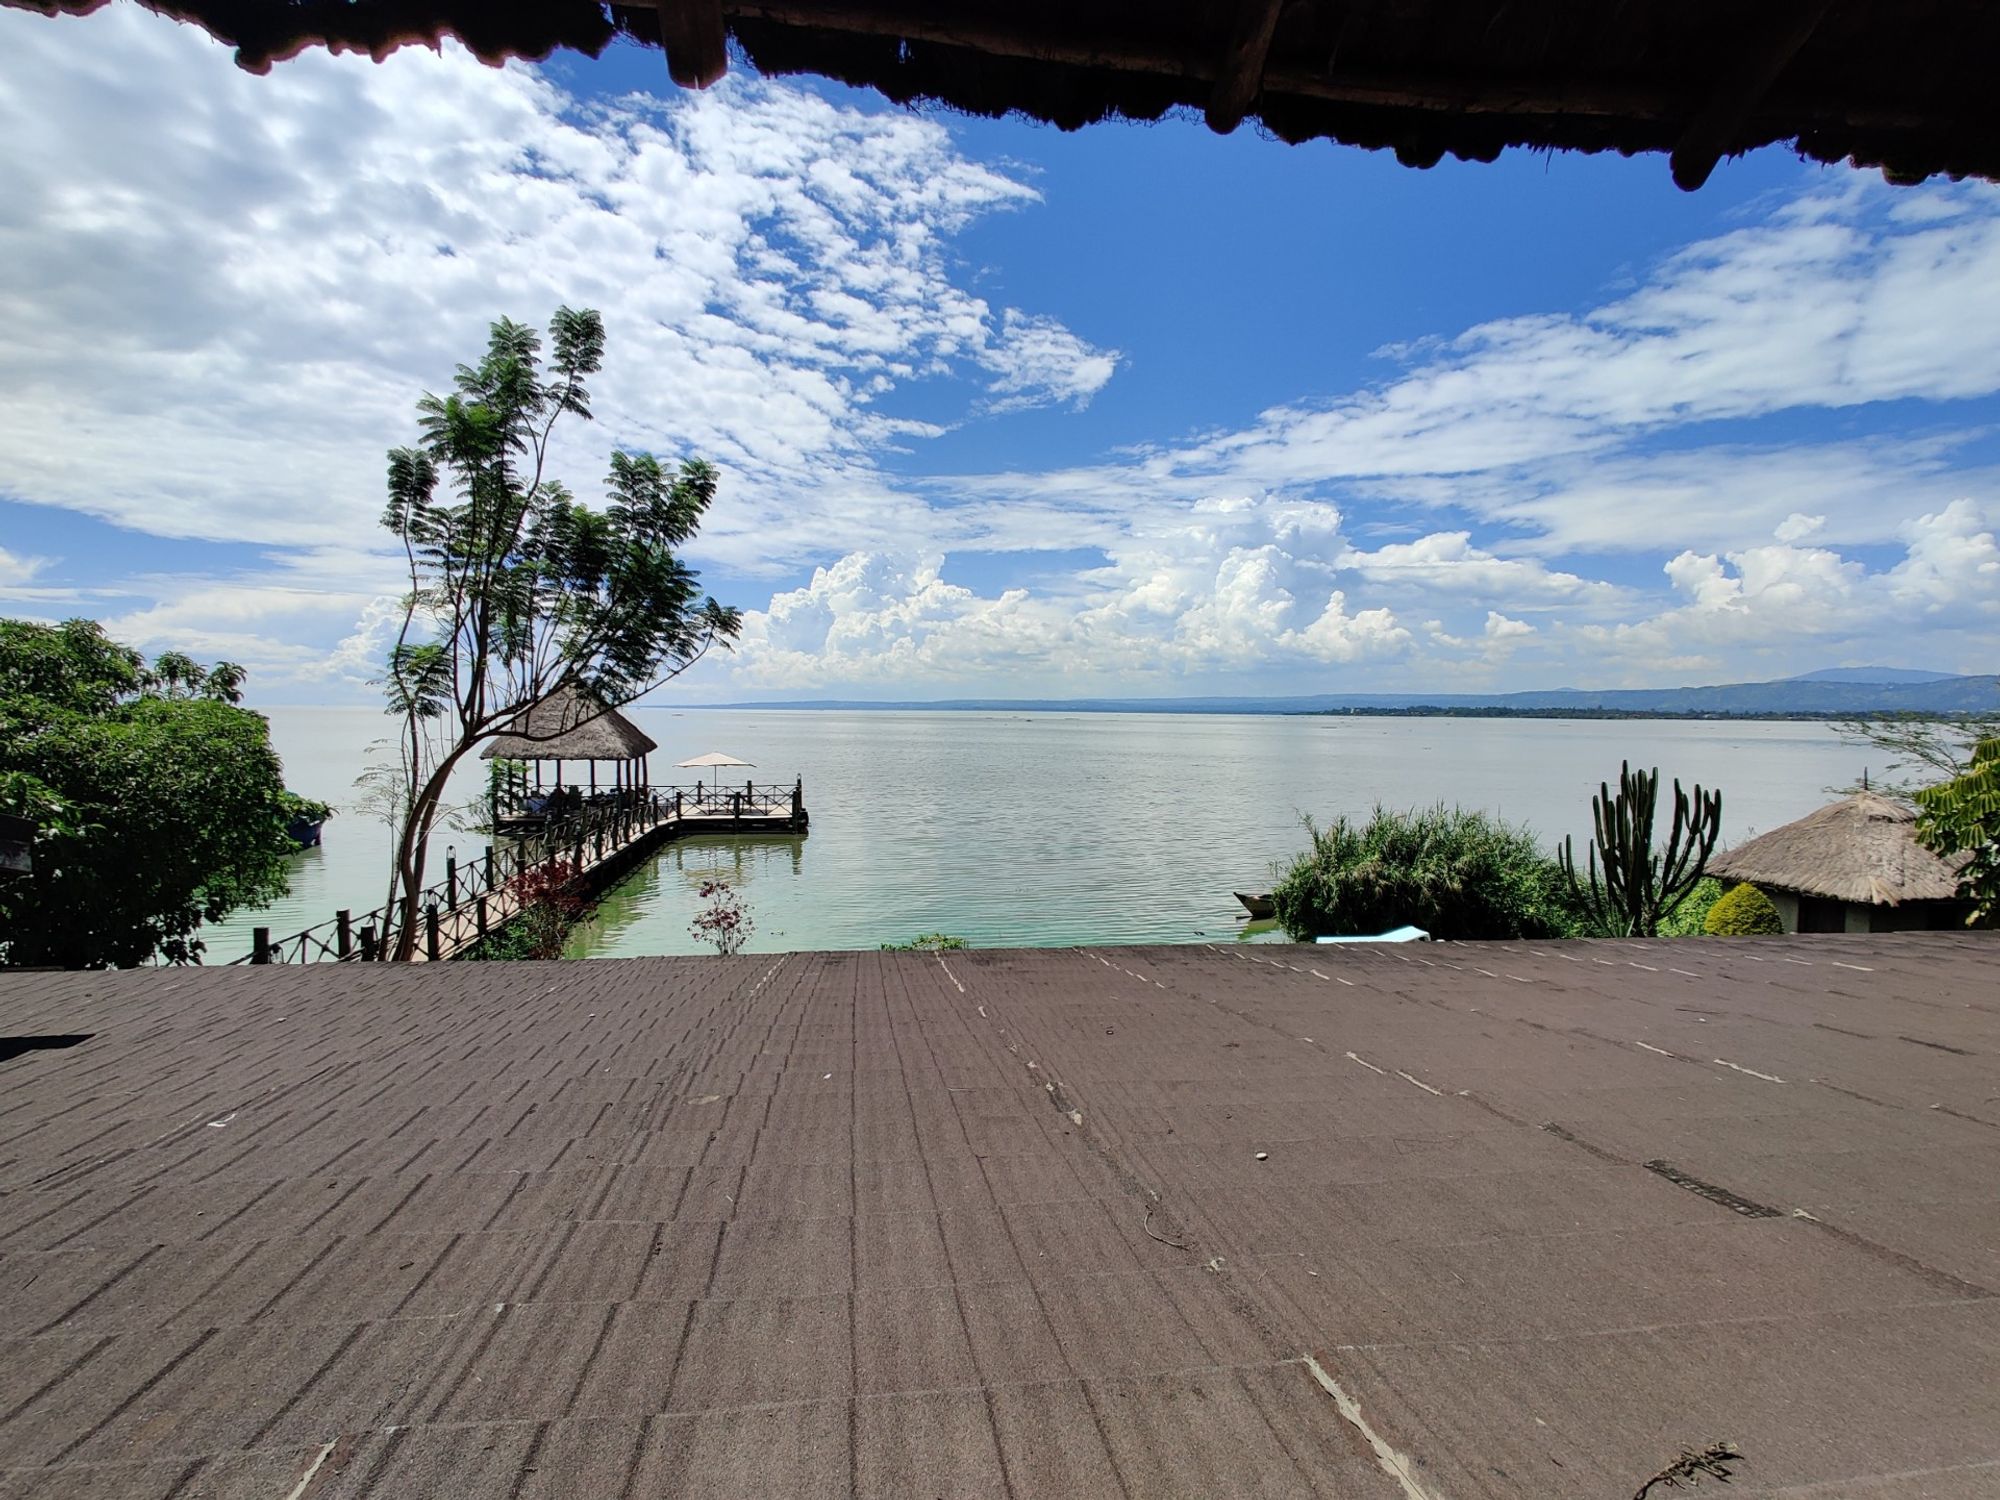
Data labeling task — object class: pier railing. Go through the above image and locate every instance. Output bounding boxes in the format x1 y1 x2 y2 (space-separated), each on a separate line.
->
232 793 669 965
230 777 806 965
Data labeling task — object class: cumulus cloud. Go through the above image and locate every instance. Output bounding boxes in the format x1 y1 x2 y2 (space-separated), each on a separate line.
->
0 6 1115 571
1577 502 2000 675
6 4 2000 697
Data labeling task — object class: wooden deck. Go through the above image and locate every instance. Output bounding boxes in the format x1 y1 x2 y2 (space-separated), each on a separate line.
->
243 781 807 965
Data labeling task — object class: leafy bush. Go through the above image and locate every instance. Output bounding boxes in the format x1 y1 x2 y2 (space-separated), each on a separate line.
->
1272 804 1588 942
1702 883 1785 936
1915 735 2000 927
1 618 308 967
465 858 585 960
882 933 968 952
1657 877 1725 937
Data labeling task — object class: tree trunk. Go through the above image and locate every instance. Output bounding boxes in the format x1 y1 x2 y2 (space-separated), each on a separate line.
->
387 740 480 961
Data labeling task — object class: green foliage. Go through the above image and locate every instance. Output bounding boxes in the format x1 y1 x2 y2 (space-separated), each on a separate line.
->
882 933 969 951
1560 762 1722 938
1273 805 1587 942
1915 735 2000 926
1703 882 1785 936
462 858 585 961
0 619 305 967
1656 877 1725 937
375 308 740 958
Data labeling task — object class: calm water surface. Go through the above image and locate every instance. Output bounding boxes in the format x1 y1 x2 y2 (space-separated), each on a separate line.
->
208 708 1865 961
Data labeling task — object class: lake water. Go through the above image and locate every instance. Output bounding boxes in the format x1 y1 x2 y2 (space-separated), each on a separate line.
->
205 707 1867 961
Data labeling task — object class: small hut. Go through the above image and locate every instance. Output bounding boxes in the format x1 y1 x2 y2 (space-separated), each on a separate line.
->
1708 791 1972 934
480 681 657 820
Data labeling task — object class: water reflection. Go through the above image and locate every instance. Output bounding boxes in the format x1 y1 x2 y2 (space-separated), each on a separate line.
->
567 834 806 956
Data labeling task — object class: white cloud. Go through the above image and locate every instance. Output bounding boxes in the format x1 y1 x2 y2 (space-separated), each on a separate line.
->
1578 503 2000 674
5 5 2000 697
0 7 1114 575
0 545 49 589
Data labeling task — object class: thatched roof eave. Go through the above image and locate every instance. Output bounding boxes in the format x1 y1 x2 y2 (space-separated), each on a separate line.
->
10 1 2000 191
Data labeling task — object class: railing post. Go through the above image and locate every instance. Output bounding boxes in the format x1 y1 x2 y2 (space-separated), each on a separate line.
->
251 927 271 965
336 910 352 959
425 903 441 962
477 895 489 941
793 777 803 823
359 923 377 961
446 853 458 908
674 790 682 819
485 845 495 893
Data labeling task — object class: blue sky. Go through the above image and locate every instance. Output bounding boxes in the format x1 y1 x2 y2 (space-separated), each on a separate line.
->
1 9 1996 706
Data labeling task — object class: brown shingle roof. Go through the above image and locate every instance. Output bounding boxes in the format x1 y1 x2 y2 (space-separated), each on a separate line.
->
478 679 657 761
9 1 2000 190
1710 789 1970 905
3 931 1999 1495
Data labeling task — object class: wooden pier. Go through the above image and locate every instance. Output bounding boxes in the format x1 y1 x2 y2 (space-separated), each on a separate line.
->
239 779 807 966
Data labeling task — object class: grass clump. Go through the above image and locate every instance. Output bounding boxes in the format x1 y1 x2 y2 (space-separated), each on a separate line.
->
1272 805 1588 942
1702 883 1785 936
882 933 968 952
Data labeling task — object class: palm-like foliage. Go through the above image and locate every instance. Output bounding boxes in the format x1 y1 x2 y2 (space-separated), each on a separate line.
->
1915 736 2000 925
375 308 740 958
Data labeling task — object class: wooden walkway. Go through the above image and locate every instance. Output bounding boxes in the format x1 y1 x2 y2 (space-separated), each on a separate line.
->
243 782 807 965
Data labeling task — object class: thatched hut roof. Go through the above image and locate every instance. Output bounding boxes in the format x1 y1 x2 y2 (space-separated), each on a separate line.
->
479 680 657 761
11 1 2000 191
1709 791 1969 906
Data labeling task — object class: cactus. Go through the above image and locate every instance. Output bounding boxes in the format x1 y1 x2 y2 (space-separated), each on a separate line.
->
1560 762 1722 938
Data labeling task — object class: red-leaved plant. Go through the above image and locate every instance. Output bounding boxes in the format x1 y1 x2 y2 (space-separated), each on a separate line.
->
690 878 753 957
504 858 586 959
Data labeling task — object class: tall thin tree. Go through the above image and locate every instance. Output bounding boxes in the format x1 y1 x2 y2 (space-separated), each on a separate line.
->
377 308 739 959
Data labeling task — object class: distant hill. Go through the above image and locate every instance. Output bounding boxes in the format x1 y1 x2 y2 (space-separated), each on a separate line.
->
697 672 2000 717
1787 667 1963 685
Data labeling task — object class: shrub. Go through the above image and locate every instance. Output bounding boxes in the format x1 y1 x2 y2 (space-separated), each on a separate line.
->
466 858 585 960
882 933 968 952
1272 804 1589 942
690 878 753 956
1657 877 1725 937
1703 883 1785 936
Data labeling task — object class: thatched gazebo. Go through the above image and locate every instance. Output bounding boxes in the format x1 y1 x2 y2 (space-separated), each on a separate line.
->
1708 791 1973 934
480 680 657 819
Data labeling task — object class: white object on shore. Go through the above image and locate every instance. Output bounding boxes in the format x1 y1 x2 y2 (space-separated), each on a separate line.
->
1316 925 1430 945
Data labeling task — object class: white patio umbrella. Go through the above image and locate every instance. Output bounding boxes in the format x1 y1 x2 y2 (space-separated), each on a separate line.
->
676 751 755 799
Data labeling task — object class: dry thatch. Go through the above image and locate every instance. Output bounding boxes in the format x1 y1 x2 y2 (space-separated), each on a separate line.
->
10 1 2000 190
479 680 657 761
1709 791 1969 906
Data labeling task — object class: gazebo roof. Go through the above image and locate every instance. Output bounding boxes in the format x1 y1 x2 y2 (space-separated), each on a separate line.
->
1709 791 1970 907
479 680 657 762
11 1 2000 191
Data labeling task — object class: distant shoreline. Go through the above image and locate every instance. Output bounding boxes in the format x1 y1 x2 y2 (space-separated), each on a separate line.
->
674 702 1983 722
677 671 1997 719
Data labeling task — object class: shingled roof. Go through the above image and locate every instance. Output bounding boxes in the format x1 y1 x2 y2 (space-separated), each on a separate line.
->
478 680 657 762
9 1 2000 190
1710 790 1971 905
3 932 1998 1495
